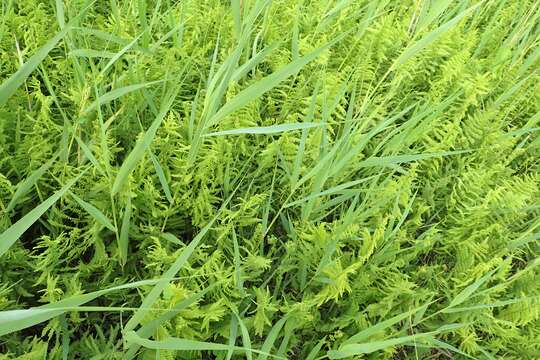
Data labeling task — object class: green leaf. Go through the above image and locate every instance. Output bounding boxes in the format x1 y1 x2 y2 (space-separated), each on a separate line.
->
329 324 466 358
6 153 59 212
257 316 288 360
149 151 173 203
0 279 161 336
125 285 218 359
444 267 499 310
125 330 284 359
206 31 350 128
357 150 470 169
74 136 106 175
100 33 143 75
204 122 325 137
0 26 71 106
391 1 483 70
69 191 116 232
83 81 164 115
111 88 178 195
343 305 427 345
161 232 183 245
305 338 326 360
0 171 86 257
123 181 241 332
69 49 117 58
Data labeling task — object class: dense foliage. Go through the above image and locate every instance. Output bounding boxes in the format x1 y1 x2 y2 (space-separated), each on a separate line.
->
1 0 539 358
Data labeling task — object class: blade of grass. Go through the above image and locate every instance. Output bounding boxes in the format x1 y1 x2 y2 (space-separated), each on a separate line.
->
69 49 117 58
206 31 350 129
149 151 173 203
83 80 164 114
343 304 428 345
204 122 326 137
119 195 132 265
0 170 86 257
124 284 219 359
6 152 59 212
329 324 466 358
111 87 178 195
305 338 326 360
443 267 499 311
69 191 116 232
74 135 106 175
100 33 143 75
0 22 73 105
0 278 161 336
123 177 243 332
257 316 288 360
390 1 484 70
124 330 284 358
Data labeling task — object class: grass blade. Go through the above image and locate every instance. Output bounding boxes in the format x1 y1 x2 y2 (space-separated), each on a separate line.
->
119 195 132 265
111 88 177 195
444 267 499 310
69 191 116 232
69 49 117 58
204 122 325 137
0 26 70 106
0 279 161 337
0 171 86 257
207 31 350 128
83 81 164 114
149 151 173 203
6 153 59 212
391 1 483 70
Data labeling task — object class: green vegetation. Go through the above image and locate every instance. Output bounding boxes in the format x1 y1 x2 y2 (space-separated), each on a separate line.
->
1 0 539 358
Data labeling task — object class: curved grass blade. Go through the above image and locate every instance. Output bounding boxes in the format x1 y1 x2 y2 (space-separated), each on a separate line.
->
443 267 499 311
257 316 288 360
305 338 326 360
124 284 218 359
207 30 351 129
123 178 242 332
69 49 117 58
329 324 466 359
100 33 143 75
74 135 106 175
390 1 484 70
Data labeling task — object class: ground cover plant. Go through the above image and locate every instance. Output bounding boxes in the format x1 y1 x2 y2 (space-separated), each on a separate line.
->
0 0 539 358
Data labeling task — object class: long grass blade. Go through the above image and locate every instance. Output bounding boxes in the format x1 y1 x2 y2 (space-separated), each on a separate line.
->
0 171 86 257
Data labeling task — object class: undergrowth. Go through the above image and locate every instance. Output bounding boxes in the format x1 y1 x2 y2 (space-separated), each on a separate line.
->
0 0 539 359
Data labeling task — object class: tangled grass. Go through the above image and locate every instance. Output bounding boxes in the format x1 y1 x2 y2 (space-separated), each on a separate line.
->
0 0 539 358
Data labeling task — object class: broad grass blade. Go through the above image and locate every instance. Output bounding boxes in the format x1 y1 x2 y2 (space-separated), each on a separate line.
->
207 31 350 128
0 279 161 336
